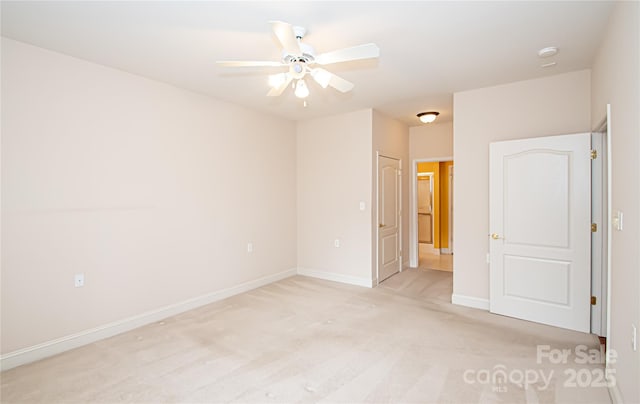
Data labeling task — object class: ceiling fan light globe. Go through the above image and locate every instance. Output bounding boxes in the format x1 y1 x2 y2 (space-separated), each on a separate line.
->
294 79 310 98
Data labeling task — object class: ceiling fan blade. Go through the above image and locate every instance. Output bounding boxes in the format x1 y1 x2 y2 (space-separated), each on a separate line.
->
315 43 380 65
267 73 294 97
310 68 354 93
216 61 284 67
269 21 301 55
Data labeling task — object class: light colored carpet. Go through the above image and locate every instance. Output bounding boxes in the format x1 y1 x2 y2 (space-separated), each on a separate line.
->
0 269 610 403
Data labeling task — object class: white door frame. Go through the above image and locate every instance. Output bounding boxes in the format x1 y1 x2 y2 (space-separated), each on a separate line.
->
601 104 613 376
409 156 453 268
591 131 607 336
376 153 402 284
448 164 454 253
591 104 611 340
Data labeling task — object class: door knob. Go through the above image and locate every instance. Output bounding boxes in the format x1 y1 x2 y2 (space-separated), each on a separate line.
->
379 223 386 228
490 233 502 240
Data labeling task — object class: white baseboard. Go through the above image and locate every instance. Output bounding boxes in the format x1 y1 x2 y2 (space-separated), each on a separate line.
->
451 293 490 310
297 267 374 288
0 268 297 371
440 248 453 255
607 375 623 404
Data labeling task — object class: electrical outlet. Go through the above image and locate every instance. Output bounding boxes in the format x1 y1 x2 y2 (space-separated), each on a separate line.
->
247 242 253 253
632 324 637 351
359 201 365 211
74 273 84 288
334 239 340 248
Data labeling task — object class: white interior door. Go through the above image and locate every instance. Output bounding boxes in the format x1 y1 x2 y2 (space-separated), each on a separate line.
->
378 155 401 283
489 133 591 333
417 175 433 244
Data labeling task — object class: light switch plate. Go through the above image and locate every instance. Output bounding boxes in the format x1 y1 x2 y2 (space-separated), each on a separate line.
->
613 210 624 231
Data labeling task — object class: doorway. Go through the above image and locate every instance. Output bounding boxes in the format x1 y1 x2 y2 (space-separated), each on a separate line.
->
410 158 454 272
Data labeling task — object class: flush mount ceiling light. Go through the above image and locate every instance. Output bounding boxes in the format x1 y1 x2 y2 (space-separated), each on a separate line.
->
417 111 440 123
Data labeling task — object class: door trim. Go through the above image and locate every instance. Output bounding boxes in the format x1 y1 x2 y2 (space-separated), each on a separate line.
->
409 156 453 268
591 104 611 342
591 131 607 336
600 103 616 401
448 165 454 253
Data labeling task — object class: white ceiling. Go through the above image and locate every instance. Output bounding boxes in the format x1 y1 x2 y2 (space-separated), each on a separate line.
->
1 1 614 126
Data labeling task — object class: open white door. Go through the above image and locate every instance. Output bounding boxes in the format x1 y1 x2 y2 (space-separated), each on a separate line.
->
378 155 401 283
489 133 591 333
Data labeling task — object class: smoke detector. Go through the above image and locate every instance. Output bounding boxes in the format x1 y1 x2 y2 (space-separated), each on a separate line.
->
538 47 558 58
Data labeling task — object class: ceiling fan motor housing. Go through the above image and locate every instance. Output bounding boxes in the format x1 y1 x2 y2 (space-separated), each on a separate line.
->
282 41 316 65
289 62 306 79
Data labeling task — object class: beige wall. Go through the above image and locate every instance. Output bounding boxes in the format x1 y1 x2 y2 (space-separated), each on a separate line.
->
591 2 640 402
452 70 591 303
296 109 408 285
372 110 410 273
409 121 453 161
1 40 408 364
1 38 297 354
296 110 374 285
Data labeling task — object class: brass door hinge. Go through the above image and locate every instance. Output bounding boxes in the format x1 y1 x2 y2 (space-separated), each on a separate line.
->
591 296 597 305
591 149 598 160
591 223 598 232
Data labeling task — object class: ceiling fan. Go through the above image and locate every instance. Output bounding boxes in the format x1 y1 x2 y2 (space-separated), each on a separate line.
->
216 21 380 99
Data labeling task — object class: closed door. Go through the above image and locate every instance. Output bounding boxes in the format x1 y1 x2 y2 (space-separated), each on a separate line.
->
418 176 433 243
489 133 591 332
378 156 401 283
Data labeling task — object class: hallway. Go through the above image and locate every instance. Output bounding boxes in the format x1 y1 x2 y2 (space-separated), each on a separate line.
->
418 243 453 272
